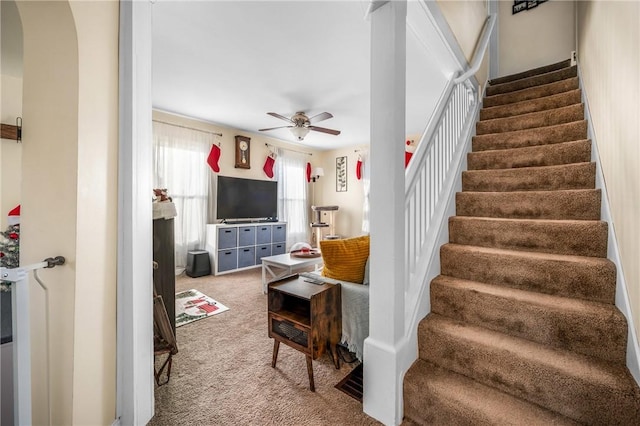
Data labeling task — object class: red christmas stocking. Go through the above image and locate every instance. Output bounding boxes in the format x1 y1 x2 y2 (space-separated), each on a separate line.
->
405 151 413 168
263 154 275 178
405 140 415 168
356 156 363 180
306 162 312 182
207 144 221 173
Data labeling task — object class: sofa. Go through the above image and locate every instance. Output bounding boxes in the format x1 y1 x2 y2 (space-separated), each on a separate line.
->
301 234 370 361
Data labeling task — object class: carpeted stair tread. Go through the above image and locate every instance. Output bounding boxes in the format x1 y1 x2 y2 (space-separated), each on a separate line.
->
486 66 577 97
403 359 579 426
456 188 601 220
467 140 591 170
440 243 616 303
480 89 582 121
472 121 587 152
430 275 627 363
462 162 595 192
484 77 579 108
404 60 640 425
418 314 640 425
476 103 584 135
448 216 607 257
488 59 572 86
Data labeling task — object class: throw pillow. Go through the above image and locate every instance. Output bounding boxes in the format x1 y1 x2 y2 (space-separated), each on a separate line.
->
320 235 370 284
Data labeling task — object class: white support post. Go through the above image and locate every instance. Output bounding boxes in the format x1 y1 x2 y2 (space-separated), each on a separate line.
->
363 1 407 425
116 2 154 425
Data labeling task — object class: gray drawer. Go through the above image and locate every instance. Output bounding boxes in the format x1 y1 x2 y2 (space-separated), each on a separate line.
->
218 227 237 249
271 242 286 256
272 224 286 243
255 244 272 264
238 226 256 247
238 246 256 268
256 225 272 245
217 249 237 272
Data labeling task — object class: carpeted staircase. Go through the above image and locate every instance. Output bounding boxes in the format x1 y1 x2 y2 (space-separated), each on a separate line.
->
403 60 640 425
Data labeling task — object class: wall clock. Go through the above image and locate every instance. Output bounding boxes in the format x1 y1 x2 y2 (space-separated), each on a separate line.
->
234 135 251 169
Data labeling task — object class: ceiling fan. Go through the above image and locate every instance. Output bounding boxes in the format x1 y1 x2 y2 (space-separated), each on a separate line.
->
259 111 341 141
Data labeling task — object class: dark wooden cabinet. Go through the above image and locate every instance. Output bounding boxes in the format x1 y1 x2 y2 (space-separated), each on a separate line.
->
153 218 176 336
268 276 341 391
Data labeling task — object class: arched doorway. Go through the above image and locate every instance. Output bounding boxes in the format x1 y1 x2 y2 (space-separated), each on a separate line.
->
10 2 122 424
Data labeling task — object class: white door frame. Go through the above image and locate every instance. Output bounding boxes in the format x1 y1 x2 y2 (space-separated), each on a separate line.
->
116 1 154 424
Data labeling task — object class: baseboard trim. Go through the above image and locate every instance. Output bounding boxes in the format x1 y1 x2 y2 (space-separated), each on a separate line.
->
577 64 640 384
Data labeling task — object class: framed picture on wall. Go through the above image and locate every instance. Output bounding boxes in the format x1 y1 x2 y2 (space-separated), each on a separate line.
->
336 156 347 192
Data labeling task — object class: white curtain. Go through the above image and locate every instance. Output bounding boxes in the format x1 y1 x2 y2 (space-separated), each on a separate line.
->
361 149 371 233
153 121 215 272
274 148 309 248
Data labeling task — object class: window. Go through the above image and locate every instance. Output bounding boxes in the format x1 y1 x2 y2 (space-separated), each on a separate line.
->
153 121 215 271
274 149 309 248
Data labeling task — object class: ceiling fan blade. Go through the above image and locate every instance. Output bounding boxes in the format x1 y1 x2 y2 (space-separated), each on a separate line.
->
308 112 333 123
259 125 293 132
308 125 341 136
267 112 294 123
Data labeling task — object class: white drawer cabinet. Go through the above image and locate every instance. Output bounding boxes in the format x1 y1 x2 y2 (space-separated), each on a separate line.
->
205 222 287 275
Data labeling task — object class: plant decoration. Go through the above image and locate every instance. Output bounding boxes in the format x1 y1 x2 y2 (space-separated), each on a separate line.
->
0 223 20 292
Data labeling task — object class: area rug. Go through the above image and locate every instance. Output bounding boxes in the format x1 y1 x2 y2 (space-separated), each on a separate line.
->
175 289 229 327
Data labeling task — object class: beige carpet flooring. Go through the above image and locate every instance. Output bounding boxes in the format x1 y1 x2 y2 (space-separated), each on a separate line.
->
148 268 380 426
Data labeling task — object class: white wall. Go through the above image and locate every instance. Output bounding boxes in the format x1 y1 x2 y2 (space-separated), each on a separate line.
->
315 146 367 241
16 2 119 424
577 0 640 353
69 2 119 424
437 0 488 87
498 0 575 77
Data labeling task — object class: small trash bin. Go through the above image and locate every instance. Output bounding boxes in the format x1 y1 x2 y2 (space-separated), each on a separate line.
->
186 250 211 278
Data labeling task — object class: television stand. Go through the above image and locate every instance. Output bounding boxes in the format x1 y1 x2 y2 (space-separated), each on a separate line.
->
205 222 287 275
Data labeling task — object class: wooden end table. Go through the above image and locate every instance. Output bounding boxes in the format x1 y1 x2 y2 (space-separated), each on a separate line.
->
267 276 341 392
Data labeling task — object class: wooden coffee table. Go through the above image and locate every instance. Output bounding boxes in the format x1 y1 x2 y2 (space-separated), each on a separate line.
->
261 252 323 294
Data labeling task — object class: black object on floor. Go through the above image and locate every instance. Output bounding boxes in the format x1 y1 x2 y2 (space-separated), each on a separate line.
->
186 250 211 277
335 363 363 403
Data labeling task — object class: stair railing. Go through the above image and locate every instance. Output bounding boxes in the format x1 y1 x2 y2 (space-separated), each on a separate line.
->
403 11 495 342
364 3 495 424
403 79 476 330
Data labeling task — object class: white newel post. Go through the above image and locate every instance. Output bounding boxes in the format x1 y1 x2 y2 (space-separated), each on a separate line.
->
363 1 407 425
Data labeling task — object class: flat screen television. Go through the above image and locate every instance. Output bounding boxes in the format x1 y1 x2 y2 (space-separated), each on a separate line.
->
216 176 278 221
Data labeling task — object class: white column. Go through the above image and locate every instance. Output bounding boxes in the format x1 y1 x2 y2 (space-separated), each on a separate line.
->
116 1 154 425
363 1 407 425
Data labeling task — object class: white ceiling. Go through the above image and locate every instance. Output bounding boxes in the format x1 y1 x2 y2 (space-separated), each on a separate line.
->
3 1 446 152
152 1 373 150
152 0 446 152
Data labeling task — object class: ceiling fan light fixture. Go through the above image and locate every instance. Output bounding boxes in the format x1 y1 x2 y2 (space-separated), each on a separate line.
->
290 126 310 141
